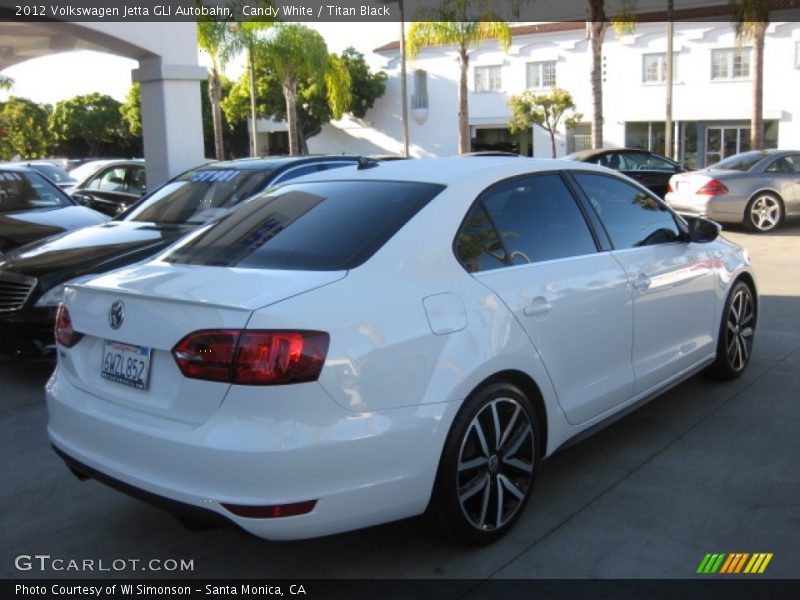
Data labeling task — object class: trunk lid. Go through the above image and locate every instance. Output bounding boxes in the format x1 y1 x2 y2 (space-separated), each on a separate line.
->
60 262 346 424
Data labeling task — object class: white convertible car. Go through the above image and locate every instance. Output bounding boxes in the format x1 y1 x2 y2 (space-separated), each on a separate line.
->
47 157 757 543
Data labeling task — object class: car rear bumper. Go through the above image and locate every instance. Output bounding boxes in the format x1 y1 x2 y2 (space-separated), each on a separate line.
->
665 193 749 224
46 365 449 540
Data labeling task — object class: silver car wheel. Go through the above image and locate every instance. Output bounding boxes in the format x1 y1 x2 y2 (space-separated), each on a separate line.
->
748 194 782 232
725 287 755 372
457 397 535 531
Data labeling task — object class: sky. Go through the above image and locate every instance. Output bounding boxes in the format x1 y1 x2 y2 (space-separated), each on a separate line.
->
0 22 400 105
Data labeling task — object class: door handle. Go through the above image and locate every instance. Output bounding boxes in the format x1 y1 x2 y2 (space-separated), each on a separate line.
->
631 273 651 290
523 297 551 317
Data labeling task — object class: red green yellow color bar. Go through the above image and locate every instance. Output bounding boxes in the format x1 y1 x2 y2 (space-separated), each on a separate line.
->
697 552 773 574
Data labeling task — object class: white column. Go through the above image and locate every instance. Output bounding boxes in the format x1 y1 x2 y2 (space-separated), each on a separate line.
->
132 58 207 188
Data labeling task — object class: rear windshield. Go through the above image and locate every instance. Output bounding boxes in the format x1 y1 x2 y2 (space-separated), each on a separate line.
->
163 180 445 271
0 170 72 211
124 168 272 225
711 152 768 171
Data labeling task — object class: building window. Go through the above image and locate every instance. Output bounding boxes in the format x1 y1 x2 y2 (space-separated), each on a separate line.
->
642 53 677 83
526 61 556 89
474 65 502 93
412 70 428 109
711 48 751 80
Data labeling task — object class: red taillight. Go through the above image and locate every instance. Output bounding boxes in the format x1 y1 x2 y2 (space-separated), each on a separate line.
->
222 500 317 519
696 179 728 195
172 330 329 385
667 182 674 194
55 304 83 348
171 330 239 383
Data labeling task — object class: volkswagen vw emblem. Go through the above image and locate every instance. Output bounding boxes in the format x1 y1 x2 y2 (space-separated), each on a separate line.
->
108 300 125 330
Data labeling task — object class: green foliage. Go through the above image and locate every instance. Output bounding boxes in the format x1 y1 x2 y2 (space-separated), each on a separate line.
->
406 0 513 58
262 24 331 86
508 88 582 157
197 20 228 70
49 93 128 156
610 0 638 39
120 83 141 137
341 48 387 119
0 74 13 91
0 96 51 159
222 41 385 149
729 0 771 40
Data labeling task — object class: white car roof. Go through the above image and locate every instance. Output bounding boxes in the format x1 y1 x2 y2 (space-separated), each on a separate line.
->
289 156 613 186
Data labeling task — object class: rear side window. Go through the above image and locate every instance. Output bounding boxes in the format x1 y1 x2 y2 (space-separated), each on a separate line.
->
766 155 800 174
456 173 597 271
456 203 507 273
573 173 681 249
163 180 444 271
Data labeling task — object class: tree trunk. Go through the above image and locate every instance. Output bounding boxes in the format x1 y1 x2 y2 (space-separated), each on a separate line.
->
208 64 225 160
248 45 259 157
751 23 766 151
299 130 309 155
458 45 470 155
588 1 607 150
283 73 299 156
549 130 556 158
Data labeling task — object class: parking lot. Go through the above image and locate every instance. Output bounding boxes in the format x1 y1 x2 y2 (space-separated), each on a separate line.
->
2 224 798 581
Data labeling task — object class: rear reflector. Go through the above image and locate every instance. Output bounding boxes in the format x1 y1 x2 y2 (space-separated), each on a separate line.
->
55 304 83 348
172 330 329 385
222 500 317 519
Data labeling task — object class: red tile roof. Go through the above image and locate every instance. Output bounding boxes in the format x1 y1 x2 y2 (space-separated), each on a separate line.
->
372 0 799 53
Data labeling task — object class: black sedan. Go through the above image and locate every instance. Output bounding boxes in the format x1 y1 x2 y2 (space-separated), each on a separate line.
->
64 159 147 216
14 161 78 190
563 148 685 198
0 155 360 355
0 166 107 256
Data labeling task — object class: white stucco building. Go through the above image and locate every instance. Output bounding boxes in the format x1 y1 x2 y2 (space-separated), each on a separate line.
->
308 19 800 168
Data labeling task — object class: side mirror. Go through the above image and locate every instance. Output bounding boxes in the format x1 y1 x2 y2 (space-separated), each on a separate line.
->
686 216 721 243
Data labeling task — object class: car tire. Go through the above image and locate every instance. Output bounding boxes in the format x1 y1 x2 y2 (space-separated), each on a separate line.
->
744 192 783 233
706 280 756 380
428 382 540 544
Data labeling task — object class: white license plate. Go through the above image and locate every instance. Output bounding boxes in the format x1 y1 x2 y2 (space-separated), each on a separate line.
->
101 340 151 390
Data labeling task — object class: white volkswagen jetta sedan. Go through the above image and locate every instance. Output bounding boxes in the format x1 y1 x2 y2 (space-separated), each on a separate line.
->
47 157 757 543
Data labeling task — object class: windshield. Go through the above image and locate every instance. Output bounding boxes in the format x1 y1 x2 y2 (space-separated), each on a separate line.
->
710 151 768 171
163 180 445 271
0 170 72 211
69 161 107 184
123 168 273 225
26 163 75 185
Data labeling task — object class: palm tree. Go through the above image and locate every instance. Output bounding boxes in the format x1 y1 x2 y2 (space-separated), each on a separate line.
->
587 0 607 150
731 0 770 150
407 1 512 155
261 24 351 156
223 14 274 156
586 1 637 150
197 21 228 160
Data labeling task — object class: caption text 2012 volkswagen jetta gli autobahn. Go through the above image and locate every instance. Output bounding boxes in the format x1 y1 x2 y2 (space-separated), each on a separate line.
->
47 157 757 544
